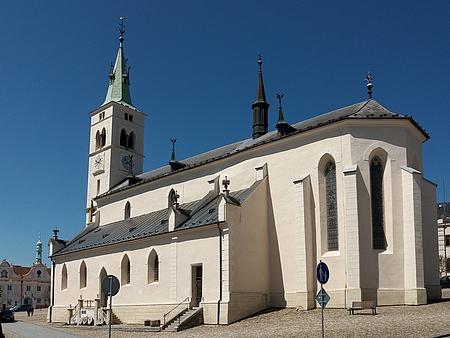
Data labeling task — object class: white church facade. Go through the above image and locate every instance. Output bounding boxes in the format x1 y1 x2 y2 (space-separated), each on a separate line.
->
48 25 440 325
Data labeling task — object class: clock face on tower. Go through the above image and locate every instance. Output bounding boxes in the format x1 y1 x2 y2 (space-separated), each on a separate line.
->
94 154 104 171
122 155 134 171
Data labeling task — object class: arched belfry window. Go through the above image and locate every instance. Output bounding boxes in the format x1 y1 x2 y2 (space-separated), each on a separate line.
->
121 255 131 285
100 128 106 147
325 161 338 251
370 156 385 249
95 129 107 149
120 129 127 147
124 202 131 219
128 132 135 150
95 131 101 150
148 250 159 283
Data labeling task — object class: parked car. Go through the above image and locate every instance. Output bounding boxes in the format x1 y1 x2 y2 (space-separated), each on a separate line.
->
0 310 14 322
10 304 31 312
440 276 450 288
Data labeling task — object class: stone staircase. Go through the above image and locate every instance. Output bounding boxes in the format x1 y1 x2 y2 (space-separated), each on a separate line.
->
111 311 122 324
162 307 203 332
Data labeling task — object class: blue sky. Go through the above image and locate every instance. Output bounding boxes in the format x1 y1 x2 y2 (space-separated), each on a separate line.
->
1 1 449 267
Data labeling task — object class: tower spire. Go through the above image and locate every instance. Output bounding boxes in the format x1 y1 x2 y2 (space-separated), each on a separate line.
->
275 94 296 136
36 233 42 264
252 55 270 139
102 17 134 108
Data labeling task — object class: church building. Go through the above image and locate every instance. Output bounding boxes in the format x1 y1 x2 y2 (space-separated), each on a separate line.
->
48 23 440 325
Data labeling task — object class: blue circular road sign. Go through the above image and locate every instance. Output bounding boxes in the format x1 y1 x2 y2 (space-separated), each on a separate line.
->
316 262 329 284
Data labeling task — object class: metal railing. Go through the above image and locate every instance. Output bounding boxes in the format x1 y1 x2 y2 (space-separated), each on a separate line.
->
163 297 189 325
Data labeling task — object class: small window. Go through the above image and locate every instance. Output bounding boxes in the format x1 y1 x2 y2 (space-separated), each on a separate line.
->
37 286 41 292
7 285 12 291
129 115 133 122
124 202 131 219
26 286 31 291
125 113 128 120
446 234 450 247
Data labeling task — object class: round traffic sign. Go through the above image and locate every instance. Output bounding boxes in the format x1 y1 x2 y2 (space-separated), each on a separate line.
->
316 262 329 284
101 275 120 296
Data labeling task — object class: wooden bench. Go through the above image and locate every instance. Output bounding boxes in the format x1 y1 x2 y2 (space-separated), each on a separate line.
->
347 301 376 315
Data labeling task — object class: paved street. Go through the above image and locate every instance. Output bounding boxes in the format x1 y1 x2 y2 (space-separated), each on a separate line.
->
3 291 450 338
3 320 86 338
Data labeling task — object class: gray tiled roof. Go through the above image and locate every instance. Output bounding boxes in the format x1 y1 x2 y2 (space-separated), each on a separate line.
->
53 183 261 256
103 99 427 197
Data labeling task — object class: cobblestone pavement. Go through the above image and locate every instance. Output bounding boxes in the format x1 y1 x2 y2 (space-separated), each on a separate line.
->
6 295 450 338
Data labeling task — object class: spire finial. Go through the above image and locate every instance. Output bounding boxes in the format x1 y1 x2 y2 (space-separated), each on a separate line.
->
365 71 374 99
119 17 126 42
276 93 284 108
170 138 177 162
53 227 59 240
258 54 263 71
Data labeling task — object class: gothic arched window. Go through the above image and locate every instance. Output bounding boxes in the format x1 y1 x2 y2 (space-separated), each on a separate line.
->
148 250 159 283
80 261 87 289
61 264 68 290
121 255 131 285
325 161 338 251
370 156 385 249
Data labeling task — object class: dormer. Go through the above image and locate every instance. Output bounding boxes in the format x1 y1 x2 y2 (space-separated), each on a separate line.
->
168 189 189 231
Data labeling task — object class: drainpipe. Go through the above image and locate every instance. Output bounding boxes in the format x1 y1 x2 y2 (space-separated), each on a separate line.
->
217 221 222 325
49 256 56 323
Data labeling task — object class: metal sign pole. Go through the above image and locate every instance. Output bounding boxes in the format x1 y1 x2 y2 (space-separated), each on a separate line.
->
108 276 112 338
321 283 324 338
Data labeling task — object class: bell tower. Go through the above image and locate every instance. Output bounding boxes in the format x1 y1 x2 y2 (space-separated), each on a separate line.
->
86 18 146 225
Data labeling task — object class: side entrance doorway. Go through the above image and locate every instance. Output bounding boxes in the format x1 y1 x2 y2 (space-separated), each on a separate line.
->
191 265 202 307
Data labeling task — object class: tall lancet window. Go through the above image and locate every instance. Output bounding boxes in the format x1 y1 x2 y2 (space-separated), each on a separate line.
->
370 156 385 249
325 161 338 251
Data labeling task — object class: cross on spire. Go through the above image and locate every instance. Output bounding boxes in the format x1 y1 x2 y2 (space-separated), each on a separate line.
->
119 17 126 42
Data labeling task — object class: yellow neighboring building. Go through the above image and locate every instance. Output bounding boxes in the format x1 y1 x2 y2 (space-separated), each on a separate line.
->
1 236 51 310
